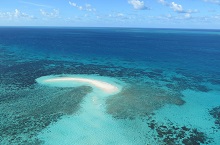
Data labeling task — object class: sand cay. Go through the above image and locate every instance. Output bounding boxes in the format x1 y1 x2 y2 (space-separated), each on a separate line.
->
36 75 122 95
44 77 119 94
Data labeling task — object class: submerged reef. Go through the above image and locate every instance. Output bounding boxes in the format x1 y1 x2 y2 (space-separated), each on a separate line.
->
165 75 211 93
106 85 185 119
209 106 220 129
146 118 213 145
0 85 92 144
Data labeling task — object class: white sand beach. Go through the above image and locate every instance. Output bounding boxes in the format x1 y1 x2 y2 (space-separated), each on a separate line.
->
43 77 119 94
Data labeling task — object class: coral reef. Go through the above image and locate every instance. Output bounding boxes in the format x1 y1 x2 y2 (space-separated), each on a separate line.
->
209 106 220 129
0 86 91 144
106 85 185 119
147 117 213 145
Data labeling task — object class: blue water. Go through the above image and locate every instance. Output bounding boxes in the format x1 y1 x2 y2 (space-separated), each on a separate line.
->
0 27 220 144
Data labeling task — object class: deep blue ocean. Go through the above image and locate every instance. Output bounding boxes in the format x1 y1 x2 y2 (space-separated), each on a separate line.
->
0 27 220 144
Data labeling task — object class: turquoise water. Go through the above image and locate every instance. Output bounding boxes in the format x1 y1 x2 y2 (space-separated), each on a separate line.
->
0 27 220 144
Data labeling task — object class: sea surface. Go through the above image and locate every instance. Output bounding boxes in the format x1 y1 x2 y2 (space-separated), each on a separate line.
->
0 27 220 145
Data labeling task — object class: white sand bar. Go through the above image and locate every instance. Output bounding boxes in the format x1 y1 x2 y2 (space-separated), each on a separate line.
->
36 74 122 95
44 77 118 93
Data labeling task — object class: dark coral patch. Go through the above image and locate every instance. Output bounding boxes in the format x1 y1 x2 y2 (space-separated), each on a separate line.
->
106 85 185 119
146 118 212 145
209 106 220 129
0 86 92 144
